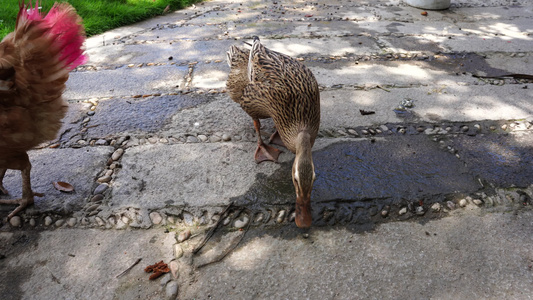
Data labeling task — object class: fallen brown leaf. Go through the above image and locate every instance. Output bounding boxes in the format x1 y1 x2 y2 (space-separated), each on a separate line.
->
53 181 74 192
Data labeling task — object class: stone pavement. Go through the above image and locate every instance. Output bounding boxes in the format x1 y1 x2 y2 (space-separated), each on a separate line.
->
1 0 533 299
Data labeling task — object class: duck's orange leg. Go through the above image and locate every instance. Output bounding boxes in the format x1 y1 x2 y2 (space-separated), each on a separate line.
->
253 119 282 164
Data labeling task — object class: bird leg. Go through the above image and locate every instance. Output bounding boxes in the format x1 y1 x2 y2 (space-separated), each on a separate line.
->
0 160 42 219
253 119 282 164
268 129 286 148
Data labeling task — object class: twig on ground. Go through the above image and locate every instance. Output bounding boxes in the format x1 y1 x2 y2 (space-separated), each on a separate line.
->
192 202 234 255
196 216 251 269
116 258 142 279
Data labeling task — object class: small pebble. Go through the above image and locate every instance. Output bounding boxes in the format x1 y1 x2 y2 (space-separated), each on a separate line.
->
381 210 389 217
111 148 124 161
209 135 222 142
86 204 100 212
415 206 425 215
198 135 208 142
165 281 179 299
44 216 53 226
222 217 231 226
115 219 127 230
95 139 107 146
160 138 169 144
176 229 191 243
380 125 389 132
55 219 64 227
459 199 467 207
474 124 481 131
461 125 469 132
186 136 198 143
150 212 163 225
95 217 105 227
182 212 194 226
234 215 250 228
121 216 130 224
254 213 264 223
90 194 104 202
302 233 309 239
288 212 295 222
67 218 77 227
399 207 407 215
347 129 358 136
97 175 112 183
29 218 36 227
107 216 116 226
446 201 456 210
501 124 508 130
431 203 441 212
10 216 22 227
148 137 158 144
173 244 184 258
169 261 179 279
369 207 378 216
159 274 171 287
222 134 231 141
276 210 286 223
473 199 483 206
81 217 90 226
167 216 175 224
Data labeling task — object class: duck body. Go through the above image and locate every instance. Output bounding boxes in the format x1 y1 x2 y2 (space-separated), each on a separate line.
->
226 37 320 228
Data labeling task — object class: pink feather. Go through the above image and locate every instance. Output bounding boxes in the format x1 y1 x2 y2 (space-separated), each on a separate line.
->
18 1 87 70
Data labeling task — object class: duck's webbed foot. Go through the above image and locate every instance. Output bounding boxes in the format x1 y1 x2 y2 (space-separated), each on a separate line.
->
268 130 286 148
253 119 283 163
254 142 282 164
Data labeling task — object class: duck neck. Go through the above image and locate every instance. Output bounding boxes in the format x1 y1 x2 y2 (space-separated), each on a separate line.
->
295 130 313 165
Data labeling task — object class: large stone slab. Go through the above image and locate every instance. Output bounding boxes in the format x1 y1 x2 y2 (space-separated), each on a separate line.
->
0 229 175 300
182 210 533 299
111 142 284 209
66 65 188 100
110 134 499 211
454 131 533 187
85 94 212 138
1 147 113 216
155 84 533 137
130 24 227 42
85 40 234 65
320 84 533 128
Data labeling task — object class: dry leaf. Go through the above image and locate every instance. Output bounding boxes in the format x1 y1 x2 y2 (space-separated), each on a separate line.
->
53 181 74 192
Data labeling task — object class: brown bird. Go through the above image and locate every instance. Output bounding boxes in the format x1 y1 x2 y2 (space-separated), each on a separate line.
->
0 1 87 219
226 36 320 228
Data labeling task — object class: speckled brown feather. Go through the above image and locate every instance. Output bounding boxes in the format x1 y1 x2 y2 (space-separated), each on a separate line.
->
226 39 320 153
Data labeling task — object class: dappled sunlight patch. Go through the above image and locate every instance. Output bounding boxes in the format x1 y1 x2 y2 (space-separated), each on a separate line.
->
463 22 533 40
226 238 275 270
192 69 228 89
267 38 359 57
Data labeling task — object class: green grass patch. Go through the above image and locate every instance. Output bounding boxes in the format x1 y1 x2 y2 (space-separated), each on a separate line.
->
0 0 200 40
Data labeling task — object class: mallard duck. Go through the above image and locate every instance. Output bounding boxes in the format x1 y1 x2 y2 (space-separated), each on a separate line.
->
226 36 320 228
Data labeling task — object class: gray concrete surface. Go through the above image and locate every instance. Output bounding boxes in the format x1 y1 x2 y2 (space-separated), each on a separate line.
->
1 0 533 299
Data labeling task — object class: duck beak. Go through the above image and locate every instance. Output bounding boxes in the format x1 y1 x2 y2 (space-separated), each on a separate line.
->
295 194 312 228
